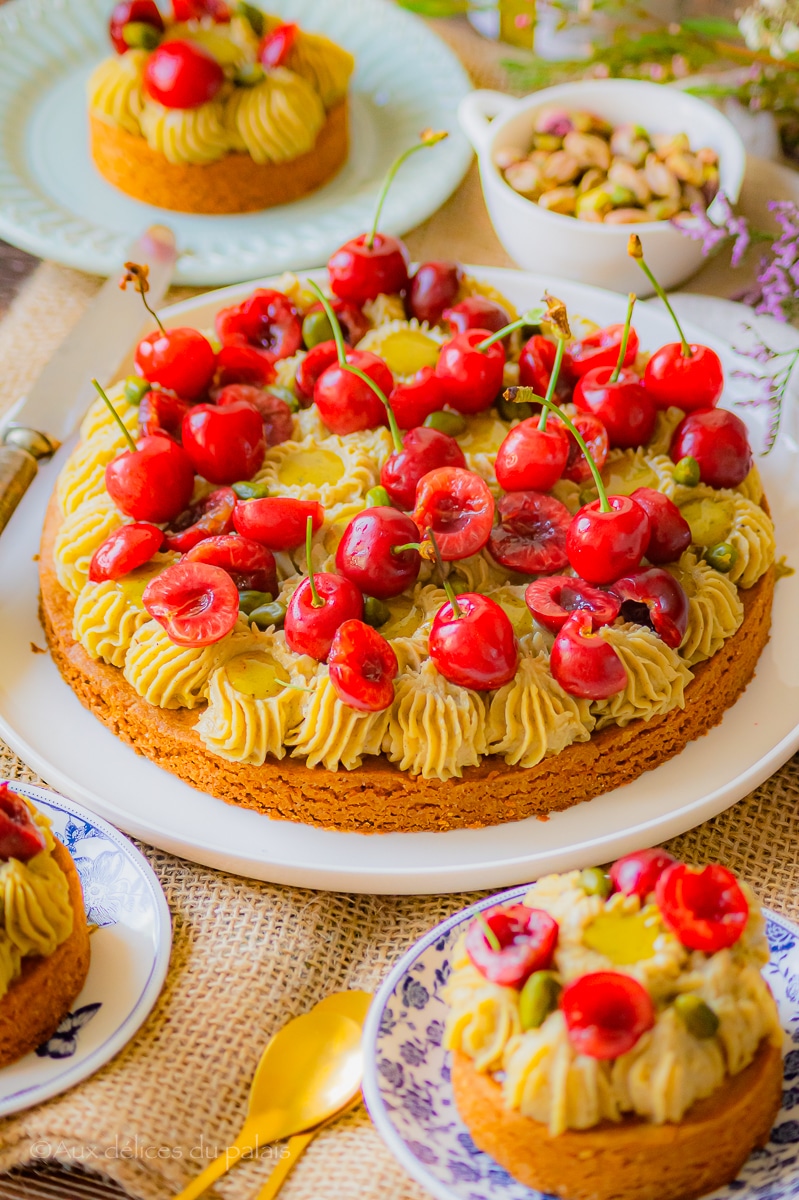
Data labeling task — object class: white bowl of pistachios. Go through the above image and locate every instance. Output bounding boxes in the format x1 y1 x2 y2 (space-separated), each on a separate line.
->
459 78 745 293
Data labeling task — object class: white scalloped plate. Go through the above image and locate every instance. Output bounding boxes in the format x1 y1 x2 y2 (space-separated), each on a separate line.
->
0 0 472 285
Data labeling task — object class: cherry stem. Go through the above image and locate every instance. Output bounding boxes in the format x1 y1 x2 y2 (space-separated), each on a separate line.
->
305 515 323 609
476 306 546 353
392 541 422 554
537 336 565 432
609 293 636 384
476 912 501 952
367 130 448 249
628 235 691 358
510 386 611 513
121 263 166 335
427 529 462 618
307 280 403 453
92 379 137 453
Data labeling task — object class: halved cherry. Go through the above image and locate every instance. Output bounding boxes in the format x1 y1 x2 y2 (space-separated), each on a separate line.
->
550 411 609 485
444 295 511 337
519 333 573 401
655 862 749 952
138 389 189 441
610 849 677 900
550 610 627 699
258 21 298 68
173 0 230 20
164 487 236 553
435 329 505 415
495 419 569 493
564 323 639 378
381 426 465 511
573 366 657 450
465 904 558 988
566 495 650 586
335 508 421 600
413 467 494 561
109 0 164 55
216 383 294 447
609 566 689 649
561 971 654 1059
295 340 339 404
135 327 216 401
429 593 518 690
389 368 448 431
488 490 570 575
214 343 276 390
524 575 620 634
233 497 324 552
314 350 393 435
328 619 398 712
216 289 302 363
185 533 277 595
0 784 46 863
106 434 196 525
143 561 239 647
629 488 691 565
89 523 165 583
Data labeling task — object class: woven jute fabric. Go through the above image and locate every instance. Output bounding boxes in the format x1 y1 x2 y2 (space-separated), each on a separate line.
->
0 14 798 1200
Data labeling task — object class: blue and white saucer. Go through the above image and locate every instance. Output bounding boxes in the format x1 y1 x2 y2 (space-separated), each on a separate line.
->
0 782 171 1116
363 885 799 1200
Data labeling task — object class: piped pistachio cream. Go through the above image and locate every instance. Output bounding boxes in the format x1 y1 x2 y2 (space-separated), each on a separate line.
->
444 865 781 1135
53 268 777 782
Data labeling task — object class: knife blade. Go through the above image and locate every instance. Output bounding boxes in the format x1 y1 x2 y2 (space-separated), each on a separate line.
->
0 225 177 536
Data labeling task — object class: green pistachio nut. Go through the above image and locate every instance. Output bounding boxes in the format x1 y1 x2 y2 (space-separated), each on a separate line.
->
365 485 392 509
124 375 151 405
248 600 286 630
519 971 562 1031
497 393 534 422
580 866 612 898
575 186 614 218
673 455 701 487
232 480 270 500
234 62 265 87
534 133 563 152
238 590 273 615
363 596 391 629
265 384 299 412
674 993 720 1039
423 410 467 437
122 20 162 50
235 0 265 36
302 309 334 350
705 542 738 574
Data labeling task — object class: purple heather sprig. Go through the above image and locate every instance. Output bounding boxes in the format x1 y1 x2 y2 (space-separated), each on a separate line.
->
674 194 752 267
733 336 799 453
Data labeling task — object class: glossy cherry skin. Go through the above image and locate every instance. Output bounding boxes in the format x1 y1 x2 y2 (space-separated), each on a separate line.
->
314 351 393 435
609 848 677 900
216 289 302 362
566 496 651 586
562 971 654 1059
328 233 411 306
258 21 298 67
109 0 164 54
550 610 627 699
564 323 639 379
181 400 265 486
214 343 276 390
389 368 448 430
524 575 620 634
284 573 363 662
138 389 189 441
0 784 46 863
164 486 237 553
644 343 724 412
295 340 339 404
413 467 495 561
135 327 215 401
143 561 239 647
495 419 569 492
629 488 691 564
233 498 324 551
381 426 465 510
518 334 573 400
407 261 462 326
443 295 510 336
435 329 505 415
670 408 753 489
144 40 224 109
105 435 195 524
655 862 749 952
172 0 230 20
610 566 689 649
573 366 657 450
216 383 293 447
89 522 165 583
335 508 421 600
185 533 277 595
551 411 609 485
305 298 369 347
465 905 559 988
430 593 518 691
488 491 571 575
328 619 398 712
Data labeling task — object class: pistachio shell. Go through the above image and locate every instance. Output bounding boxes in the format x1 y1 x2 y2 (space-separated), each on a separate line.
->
576 186 613 216
652 131 690 158
646 197 681 220
504 160 543 197
578 167 605 194
564 131 611 171
495 146 526 170
538 186 578 214
533 105 573 137
534 133 563 152
680 183 706 211
541 150 581 185
666 151 704 186
644 153 681 200
603 207 651 224
610 124 650 166
608 160 651 204
696 146 719 165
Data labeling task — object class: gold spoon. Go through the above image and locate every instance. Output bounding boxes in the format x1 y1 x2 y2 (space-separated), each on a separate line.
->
172 1009 363 1200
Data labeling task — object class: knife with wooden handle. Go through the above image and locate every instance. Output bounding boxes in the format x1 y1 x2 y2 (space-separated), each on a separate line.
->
0 224 177 536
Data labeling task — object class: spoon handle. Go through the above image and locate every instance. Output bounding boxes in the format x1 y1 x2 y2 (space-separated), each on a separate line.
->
172 1115 287 1200
253 1130 315 1200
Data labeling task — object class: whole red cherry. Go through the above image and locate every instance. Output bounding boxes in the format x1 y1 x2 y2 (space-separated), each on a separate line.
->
562 972 654 1059
564 324 639 378
629 488 691 564
314 351 393 435
181 400 265 486
566 495 650 585
413 467 494 561
519 334 573 400
328 233 410 306
215 383 293 447
495 419 569 493
138 389 189 441
89 523 165 583
407 261 462 326
328 619 398 712
389 368 448 430
381 426 465 510
435 329 505 415
144 40 224 109
135 327 215 401
655 862 749 952
551 411 609 485
106 435 195 524
524 575 620 634
295 340 339 404
644 343 724 412
109 0 164 54
609 848 676 900
172 0 230 20
185 533 277 595
573 366 657 450
233 498 323 551
444 295 511 336
164 486 237 553
488 491 571 575
143 561 239 647
670 408 753 489
258 21 298 68
465 904 559 988
0 784 46 863
284 573 363 662
216 289 302 363
304 298 369 347
336 508 421 600
430 592 518 690
550 610 627 699
609 566 689 649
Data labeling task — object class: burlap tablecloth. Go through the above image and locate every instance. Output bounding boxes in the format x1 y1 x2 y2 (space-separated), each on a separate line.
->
0 16 797 1200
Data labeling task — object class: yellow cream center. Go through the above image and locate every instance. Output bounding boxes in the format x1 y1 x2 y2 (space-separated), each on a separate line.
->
277 449 345 488
460 415 507 456
377 330 440 377
495 595 533 635
117 561 167 606
225 653 289 700
602 458 658 496
382 595 422 639
679 497 734 547
582 907 661 965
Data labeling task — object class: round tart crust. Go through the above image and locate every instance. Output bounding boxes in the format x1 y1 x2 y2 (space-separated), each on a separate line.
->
88 100 348 214
451 1044 783 1200
0 838 90 1068
39 494 774 833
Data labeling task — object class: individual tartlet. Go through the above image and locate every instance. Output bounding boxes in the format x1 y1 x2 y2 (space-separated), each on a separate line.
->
444 850 783 1200
88 0 353 213
0 784 90 1066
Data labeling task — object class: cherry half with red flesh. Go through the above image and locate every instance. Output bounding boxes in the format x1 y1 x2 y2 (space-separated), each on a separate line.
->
314 351 393 435
655 862 749 952
106 434 196 524
562 971 655 1059
143 561 239 647
328 619 398 712
135 327 215 401
609 848 677 900
181 400 266 486
435 329 505 415
389 368 448 431
610 566 689 649
336 508 421 600
564 323 639 378
670 408 753 489
567 495 650 586
525 575 621 634
185 533 278 595
519 334 573 401
573 366 657 450
381 426 465 510
465 904 559 988
144 40 225 109
495 419 569 493
233 497 323 552
214 343 276 390
0 784 46 863
407 261 462 326
550 610 627 699
629 488 691 564
138 389 189 440
258 21 297 68
164 486 237 553
295 340 339 404
488 491 571 575
444 295 511 337
284 568 363 663
109 0 164 54
215 383 294 447
89 523 165 583
413 467 494 561
216 289 302 363
644 344 724 412
430 593 518 691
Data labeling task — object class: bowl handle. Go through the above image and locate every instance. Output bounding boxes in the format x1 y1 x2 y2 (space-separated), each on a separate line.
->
458 90 516 155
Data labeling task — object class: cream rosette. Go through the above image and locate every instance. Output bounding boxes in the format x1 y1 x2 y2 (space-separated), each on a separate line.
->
288 669 392 771
668 550 744 665
591 622 694 729
255 433 379 507
53 495 125 598
487 651 593 768
88 50 147 135
225 68 324 164
123 617 256 710
385 659 488 781
676 485 775 589
140 92 230 165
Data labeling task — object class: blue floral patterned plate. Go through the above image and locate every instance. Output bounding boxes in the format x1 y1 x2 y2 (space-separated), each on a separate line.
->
0 782 171 1116
363 885 799 1200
